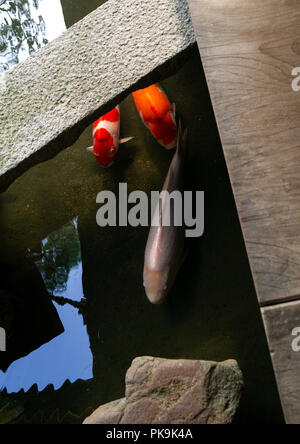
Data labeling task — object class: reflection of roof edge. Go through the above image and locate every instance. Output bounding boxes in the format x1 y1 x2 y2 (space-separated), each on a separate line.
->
1 378 95 424
1 376 93 396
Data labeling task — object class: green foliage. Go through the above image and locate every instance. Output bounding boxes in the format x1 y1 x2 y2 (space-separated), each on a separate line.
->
34 219 81 295
0 393 24 424
0 0 48 73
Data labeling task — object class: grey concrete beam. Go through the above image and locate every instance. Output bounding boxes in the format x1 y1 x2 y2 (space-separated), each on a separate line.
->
0 0 196 191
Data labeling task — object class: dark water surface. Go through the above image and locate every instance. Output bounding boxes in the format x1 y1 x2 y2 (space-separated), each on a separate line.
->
0 0 284 424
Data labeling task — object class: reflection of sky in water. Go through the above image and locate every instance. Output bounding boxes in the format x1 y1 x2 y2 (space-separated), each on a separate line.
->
0 0 66 73
38 0 66 42
0 221 93 393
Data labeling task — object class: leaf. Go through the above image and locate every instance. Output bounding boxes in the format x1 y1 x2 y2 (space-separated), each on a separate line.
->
9 2 16 13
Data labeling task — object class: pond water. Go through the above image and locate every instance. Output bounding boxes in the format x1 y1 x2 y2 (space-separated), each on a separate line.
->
0 219 93 394
0 0 284 424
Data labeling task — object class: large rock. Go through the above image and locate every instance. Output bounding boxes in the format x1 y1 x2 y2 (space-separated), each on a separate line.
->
83 357 243 424
0 0 196 191
83 399 127 425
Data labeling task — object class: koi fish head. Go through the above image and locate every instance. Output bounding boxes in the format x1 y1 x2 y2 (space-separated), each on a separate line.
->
143 267 171 305
93 127 118 168
92 107 120 168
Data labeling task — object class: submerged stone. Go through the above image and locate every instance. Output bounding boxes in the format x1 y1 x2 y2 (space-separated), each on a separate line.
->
83 357 244 424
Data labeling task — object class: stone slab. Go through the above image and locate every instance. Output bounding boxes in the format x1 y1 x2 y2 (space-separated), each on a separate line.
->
0 0 196 191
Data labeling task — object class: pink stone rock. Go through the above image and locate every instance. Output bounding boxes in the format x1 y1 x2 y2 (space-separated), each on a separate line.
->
83 357 243 425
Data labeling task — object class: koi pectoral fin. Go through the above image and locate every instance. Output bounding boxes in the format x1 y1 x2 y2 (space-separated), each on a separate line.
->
86 146 94 153
119 137 134 144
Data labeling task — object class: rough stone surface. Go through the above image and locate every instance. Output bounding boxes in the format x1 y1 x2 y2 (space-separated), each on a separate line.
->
83 398 126 425
0 0 196 191
83 357 244 424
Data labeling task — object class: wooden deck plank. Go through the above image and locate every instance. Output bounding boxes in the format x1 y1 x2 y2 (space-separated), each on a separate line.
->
262 301 300 424
187 0 300 305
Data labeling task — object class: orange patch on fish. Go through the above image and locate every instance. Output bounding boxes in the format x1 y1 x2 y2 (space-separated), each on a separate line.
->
100 107 120 123
94 127 117 167
132 83 177 149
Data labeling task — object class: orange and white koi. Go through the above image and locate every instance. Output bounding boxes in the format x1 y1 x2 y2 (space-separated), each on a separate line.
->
88 106 133 168
132 83 177 150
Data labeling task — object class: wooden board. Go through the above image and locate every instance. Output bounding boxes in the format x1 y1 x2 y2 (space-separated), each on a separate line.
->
262 302 300 424
187 0 300 423
187 0 300 306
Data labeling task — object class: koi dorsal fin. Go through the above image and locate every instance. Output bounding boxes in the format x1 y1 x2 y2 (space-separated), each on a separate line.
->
172 102 176 118
159 198 163 227
176 121 188 159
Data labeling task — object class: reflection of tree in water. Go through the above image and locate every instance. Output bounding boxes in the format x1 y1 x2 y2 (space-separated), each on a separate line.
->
34 220 81 295
0 0 48 74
